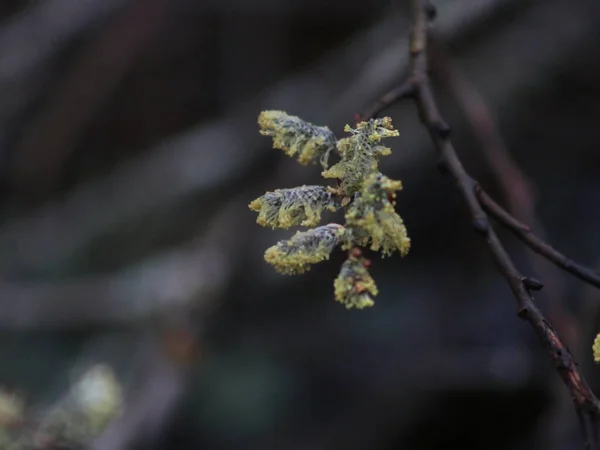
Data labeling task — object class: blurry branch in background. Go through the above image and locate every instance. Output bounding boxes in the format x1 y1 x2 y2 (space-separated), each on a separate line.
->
0 199 244 444
10 0 172 202
0 0 533 277
0 0 126 126
90 335 189 450
361 0 600 448
0 198 243 330
284 347 532 450
359 80 415 122
436 56 537 230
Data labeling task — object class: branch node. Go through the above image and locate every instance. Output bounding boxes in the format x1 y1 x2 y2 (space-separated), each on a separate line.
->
404 1 600 446
522 276 544 291
435 157 448 174
425 1 437 21
433 120 452 139
471 216 489 235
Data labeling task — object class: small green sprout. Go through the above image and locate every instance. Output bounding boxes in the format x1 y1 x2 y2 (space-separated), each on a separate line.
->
250 111 410 308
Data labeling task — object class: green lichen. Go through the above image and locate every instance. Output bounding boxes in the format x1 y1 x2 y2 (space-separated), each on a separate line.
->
251 111 409 308
258 111 336 167
264 224 346 274
249 185 340 229
345 172 410 257
593 334 600 363
334 250 378 309
322 117 398 196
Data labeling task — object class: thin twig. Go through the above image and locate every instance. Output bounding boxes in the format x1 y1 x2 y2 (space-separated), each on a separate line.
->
476 187 600 289
360 24 600 288
399 1 600 448
359 80 415 120
433 43 582 450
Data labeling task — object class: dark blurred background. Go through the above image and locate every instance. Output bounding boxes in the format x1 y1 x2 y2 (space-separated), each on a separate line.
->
1 0 600 448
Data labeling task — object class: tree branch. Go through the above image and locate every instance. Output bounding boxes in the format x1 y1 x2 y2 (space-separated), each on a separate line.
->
476 187 600 289
0 0 126 126
0 198 243 330
359 80 415 120
396 1 600 448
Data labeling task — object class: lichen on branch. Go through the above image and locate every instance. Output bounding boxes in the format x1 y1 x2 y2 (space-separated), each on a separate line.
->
334 249 378 309
345 172 410 257
258 110 337 167
322 117 399 196
249 185 341 229
250 110 409 308
264 223 346 274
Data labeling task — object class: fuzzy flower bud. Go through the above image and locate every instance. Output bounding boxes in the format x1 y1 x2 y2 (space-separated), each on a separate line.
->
264 223 346 274
334 249 378 309
249 185 340 229
258 110 336 167
345 172 410 257
322 117 399 195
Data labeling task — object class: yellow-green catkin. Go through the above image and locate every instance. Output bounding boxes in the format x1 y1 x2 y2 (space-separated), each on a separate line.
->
593 334 600 363
345 172 410 257
249 185 340 229
334 250 378 309
258 111 336 167
264 224 346 274
322 117 399 196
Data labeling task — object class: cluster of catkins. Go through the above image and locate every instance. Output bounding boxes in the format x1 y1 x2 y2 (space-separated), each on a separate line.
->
249 111 410 309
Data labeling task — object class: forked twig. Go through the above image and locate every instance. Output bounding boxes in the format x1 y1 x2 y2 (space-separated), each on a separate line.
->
476 187 600 289
363 1 600 447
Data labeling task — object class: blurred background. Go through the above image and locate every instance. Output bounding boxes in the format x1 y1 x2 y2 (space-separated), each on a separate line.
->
1 0 600 448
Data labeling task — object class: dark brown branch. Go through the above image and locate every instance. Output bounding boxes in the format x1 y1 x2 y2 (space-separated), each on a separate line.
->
476 187 600 289
359 79 415 120
436 55 582 390
401 1 600 448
